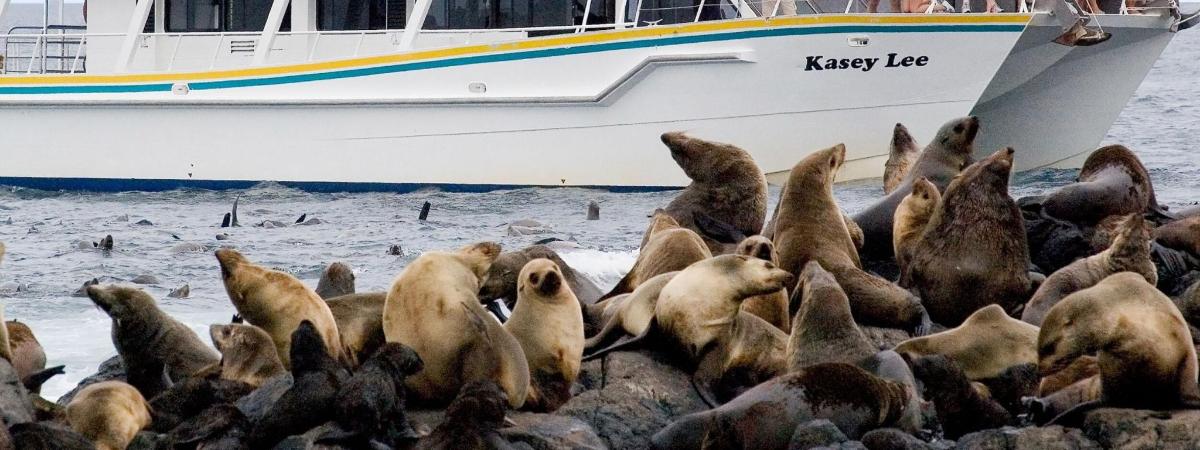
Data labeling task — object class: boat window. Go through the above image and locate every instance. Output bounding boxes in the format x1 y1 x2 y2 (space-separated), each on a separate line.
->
318 0 407 30
424 0 573 29
165 0 292 32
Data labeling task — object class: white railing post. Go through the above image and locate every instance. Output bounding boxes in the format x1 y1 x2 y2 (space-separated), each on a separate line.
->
307 32 322 61
633 0 644 26
578 0 593 32
116 0 155 73
253 0 291 65
615 0 627 28
167 34 183 70
399 0 434 50
70 35 85 73
26 35 41 74
694 0 706 22
210 34 224 69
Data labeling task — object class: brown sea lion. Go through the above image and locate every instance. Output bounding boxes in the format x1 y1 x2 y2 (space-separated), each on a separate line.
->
895 304 1037 381
326 292 387 366
415 380 516 450
774 144 929 333
479 244 604 309
602 211 711 300
650 363 912 448
1036 355 1099 397
315 261 355 300
1022 214 1156 326
893 177 940 279
884 123 921 195
1037 272 1200 424
209 323 286 388
906 148 1032 326
655 132 768 254
1042 145 1166 224
65 380 152 450
504 259 584 412
853 116 979 259
5 321 60 394
1026 375 1103 424
86 284 220 398
908 355 1011 439
248 320 351 448
786 261 875 371
1155 215 1200 256
691 311 790 405
735 235 790 331
331 342 424 447
215 248 345 368
382 242 530 409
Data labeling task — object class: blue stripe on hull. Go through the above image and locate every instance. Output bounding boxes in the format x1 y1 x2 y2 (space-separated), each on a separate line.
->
0 177 680 193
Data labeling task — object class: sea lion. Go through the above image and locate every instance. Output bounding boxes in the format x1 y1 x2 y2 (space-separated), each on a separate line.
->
415 380 516 450
1026 375 1103 425
1036 355 1099 397
582 271 677 352
382 242 530 409
650 363 911 448
884 123 921 195
894 304 1037 381
479 244 603 310
315 262 355 300
4 321 53 393
65 381 152 450
853 116 979 259
326 292 387 365
215 248 345 368
165 404 251 449
146 377 255 432
0 305 10 370
893 177 940 279
86 284 220 398
603 211 711 300
504 259 583 412
249 320 350 448
655 132 768 253
906 148 1032 326
691 310 790 405
1155 215 1200 256
908 355 1010 439
1037 272 1200 423
774 144 929 333
209 323 286 388
1042 145 1165 224
786 261 875 371
1021 213 1156 326
735 236 790 331
331 342 424 448
9 422 96 450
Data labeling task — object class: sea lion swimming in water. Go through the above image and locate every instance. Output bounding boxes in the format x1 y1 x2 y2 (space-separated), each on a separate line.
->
1042 145 1168 224
905 148 1033 326
853 116 979 260
884 123 921 195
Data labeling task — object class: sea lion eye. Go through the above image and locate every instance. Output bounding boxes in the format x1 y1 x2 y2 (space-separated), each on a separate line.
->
954 125 964 133
529 273 540 285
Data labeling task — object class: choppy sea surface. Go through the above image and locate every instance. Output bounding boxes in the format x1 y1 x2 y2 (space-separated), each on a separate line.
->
1 29 1197 401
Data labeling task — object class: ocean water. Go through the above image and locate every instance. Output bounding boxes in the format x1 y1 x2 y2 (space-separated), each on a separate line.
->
1 29 1197 402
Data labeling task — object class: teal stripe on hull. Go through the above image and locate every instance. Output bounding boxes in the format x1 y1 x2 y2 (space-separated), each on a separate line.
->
0 23 1025 95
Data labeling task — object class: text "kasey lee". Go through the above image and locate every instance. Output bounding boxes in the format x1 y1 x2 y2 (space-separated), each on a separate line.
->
805 53 929 72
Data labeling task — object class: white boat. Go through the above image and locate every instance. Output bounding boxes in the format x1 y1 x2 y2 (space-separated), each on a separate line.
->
0 0 1192 191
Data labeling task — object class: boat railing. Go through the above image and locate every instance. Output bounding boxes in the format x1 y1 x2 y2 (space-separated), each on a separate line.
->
2 25 88 74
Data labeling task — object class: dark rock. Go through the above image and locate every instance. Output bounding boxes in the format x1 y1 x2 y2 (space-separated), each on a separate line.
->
1023 211 1091 274
861 428 943 450
235 373 293 423
789 419 849 449
557 349 705 450
8 422 94 449
216 233 231 241
0 358 34 426
135 219 154 226
126 431 169 450
813 443 869 450
587 201 600 221
955 426 1099 449
130 274 161 285
1081 408 1200 449
168 284 191 298
56 355 125 406
502 413 606 450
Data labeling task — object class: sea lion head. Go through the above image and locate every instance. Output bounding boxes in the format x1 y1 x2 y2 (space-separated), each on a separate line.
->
660 132 751 183
893 123 917 149
288 320 335 374
715 254 794 299
85 284 157 321
735 235 778 263
454 242 503 282
934 116 980 160
479 248 535 303
210 323 271 355
369 342 425 378
518 258 567 301
1036 299 1097 377
1108 213 1152 267
786 143 846 192
910 177 940 205
954 147 1014 195
315 262 355 298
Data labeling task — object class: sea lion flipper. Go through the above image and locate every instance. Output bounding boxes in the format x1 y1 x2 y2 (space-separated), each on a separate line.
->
597 270 636 302
583 308 627 352
691 352 725 408
1044 400 1102 427
582 317 658 361
21 365 65 393
692 212 747 245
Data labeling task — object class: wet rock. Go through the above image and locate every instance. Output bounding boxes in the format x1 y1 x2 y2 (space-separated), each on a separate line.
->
171 242 208 254
168 284 191 298
507 220 553 236
235 373 293 423
1081 408 1200 449
502 412 606 450
296 218 324 226
215 233 231 241
8 421 94 449
258 220 289 228
789 419 849 449
126 431 169 450
557 349 705 450
116 214 129 222
134 219 154 226
130 274 161 285
861 428 947 450
0 357 34 426
55 355 125 406
956 426 1098 449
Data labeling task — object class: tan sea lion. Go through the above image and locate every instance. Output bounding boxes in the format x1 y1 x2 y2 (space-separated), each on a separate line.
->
906 148 1032 326
1021 213 1156 326
504 259 583 412
1037 272 1200 423
382 242 530 408
786 261 875 371
326 292 387 366
774 144 929 333
895 304 1038 381
4 321 59 394
734 236 790 331
215 248 345 368
1042 145 1166 224
650 363 912 448
655 132 768 254
884 123 921 194
582 271 677 352
86 284 220 398
853 116 979 259
1036 355 1098 397
65 380 152 450
315 261 355 300
602 211 711 300
209 323 286 388
1155 215 1200 256
893 177 940 279
0 305 9 369
691 311 789 405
